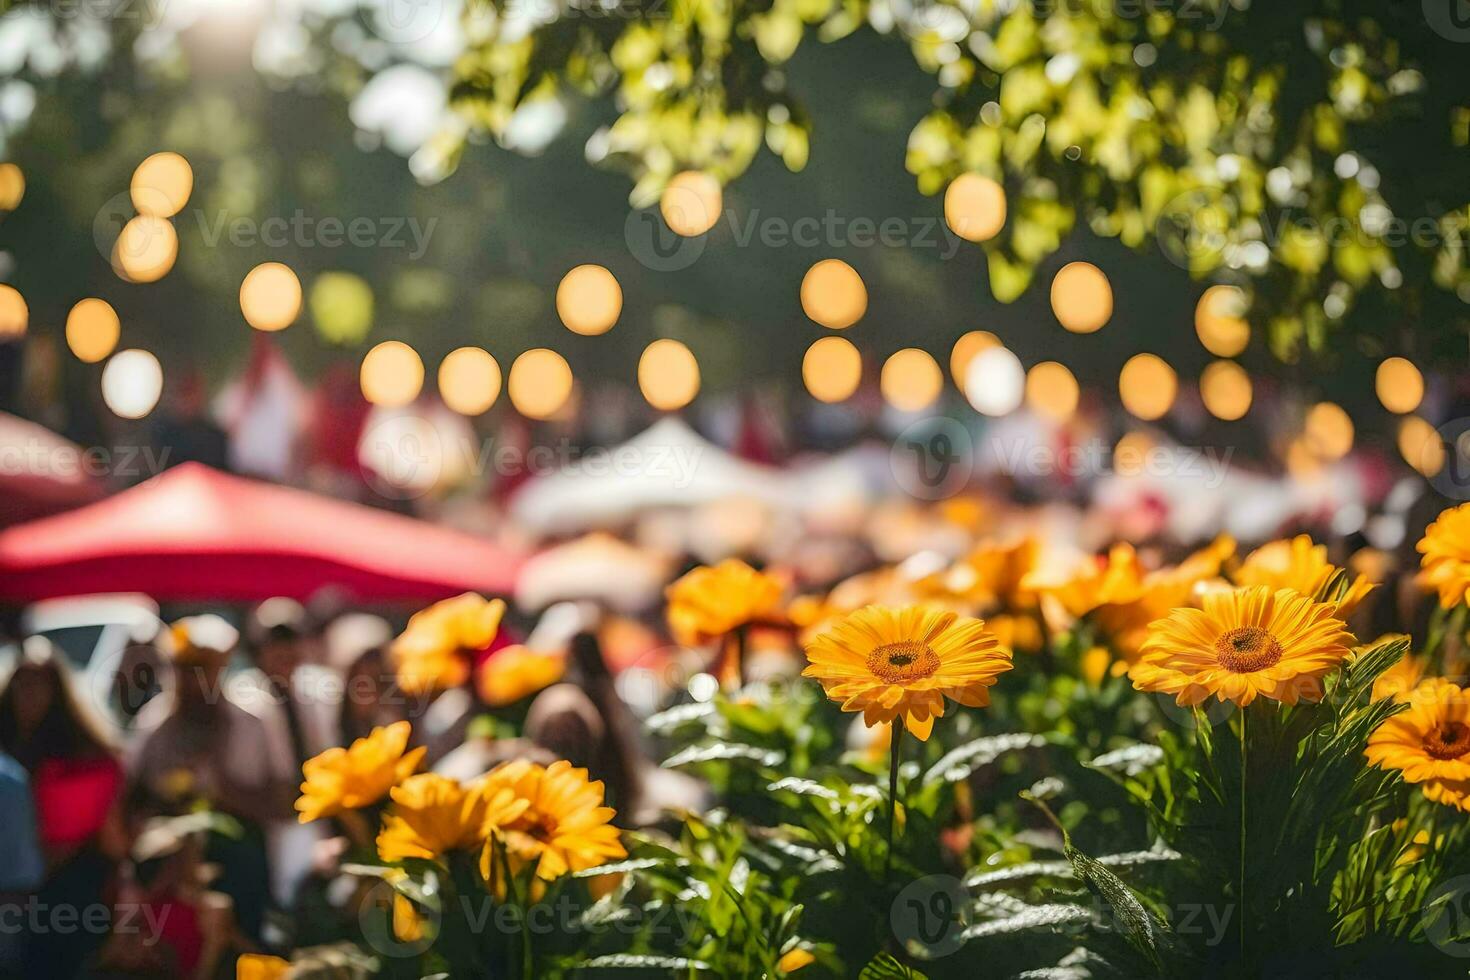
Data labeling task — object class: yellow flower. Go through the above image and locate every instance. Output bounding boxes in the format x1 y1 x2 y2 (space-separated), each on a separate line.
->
296 721 426 823
478 760 627 883
665 559 784 646
1237 534 1374 616
237 954 290 980
476 646 565 707
1129 586 1354 707
377 773 529 864
938 537 1040 611
392 594 506 696
777 948 816 973
1366 678 1470 812
1418 503 1470 609
987 613 1043 654
802 605 1012 740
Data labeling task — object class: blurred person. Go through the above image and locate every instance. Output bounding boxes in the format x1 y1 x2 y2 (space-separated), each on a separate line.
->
0 638 127 978
239 599 337 767
337 644 406 746
0 749 44 977
127 617 294 942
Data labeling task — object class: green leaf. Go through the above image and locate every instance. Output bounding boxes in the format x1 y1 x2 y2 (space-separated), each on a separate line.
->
662 742 786 769
574 954 713 969
922 733 1045 786
961 904 1093 939
858 952 929 979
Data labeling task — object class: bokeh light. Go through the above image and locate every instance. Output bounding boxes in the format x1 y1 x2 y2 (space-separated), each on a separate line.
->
240 262 302 332
114 216 177 283
949 330 1000 387
802 336 862 403
1304 401 1354 460
360 341 425 408
1375 356 1423 414
1194 285 1250 357
1025 361 1079 422
309 272 374 345
943 173 1006 243
800 259 867 330
1118 353 1177 420
880 348 942 412
101 349 163 419
438 347 501 416
1114 431 1155 478
964 345 1025 416
65 298 121 363
639 339 701 411
1398 416 1444 477
1050 262 1112 334
660 171 722 237
509 348 573 419
0 284 27 338
0 163 23 210
1200 360 1253 420
131 152 193 218
556 265 622 336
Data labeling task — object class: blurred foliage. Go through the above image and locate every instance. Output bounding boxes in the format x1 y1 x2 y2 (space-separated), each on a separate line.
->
451 0 1470 364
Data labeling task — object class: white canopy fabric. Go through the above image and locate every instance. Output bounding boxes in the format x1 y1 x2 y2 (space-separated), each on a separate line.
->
515 533 673 613
509 418 800 534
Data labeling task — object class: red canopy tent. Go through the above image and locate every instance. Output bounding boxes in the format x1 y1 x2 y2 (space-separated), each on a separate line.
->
0 412 107 527
0 462 522 603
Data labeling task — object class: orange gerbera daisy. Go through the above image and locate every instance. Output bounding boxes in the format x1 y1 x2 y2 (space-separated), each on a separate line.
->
802 605 1012 740
665 559 784 646
236 955 290 980
478 760 626 884
1236 534 1374 616
296 721 425 823
1130 586 1354 706
377 773 529 864
1366 678 1470 812
1418 503 1470 609
476 646 564 707
392 593 506 696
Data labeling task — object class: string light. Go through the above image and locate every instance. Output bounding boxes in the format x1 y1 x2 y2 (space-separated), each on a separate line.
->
1050 262 1112 334
1025 361 1079 422
1375 357 1424 414
802 336 862 403
1398 416 1444 477
881 348 943 412
438 347 501 416
360 341 425 407
114 216 177 283
556 265 622 336
0 163 23 210
660 171 722 237
131 152 193 218
639 339 700 410
1119 353 1176 420
800 259 867 329
1200 360 1252 420
1194 285 1250 357
949 330 1000 388
240 262 302 332
943 174 1006 243
509 348 573 419
101 349 163 419
65 298 120 362
1304 401 1353 460
0 284 26 338
964 346 1024 416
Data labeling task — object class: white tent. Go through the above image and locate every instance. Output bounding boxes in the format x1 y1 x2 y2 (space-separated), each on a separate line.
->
509 418 796 534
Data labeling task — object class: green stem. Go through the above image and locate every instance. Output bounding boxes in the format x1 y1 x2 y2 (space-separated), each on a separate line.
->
1238 705 1248 973
884 723 904 883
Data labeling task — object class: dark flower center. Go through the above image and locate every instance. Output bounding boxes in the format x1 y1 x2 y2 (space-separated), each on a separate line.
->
1214 626 1283 673
1425 722 1470 760
866 641 940 685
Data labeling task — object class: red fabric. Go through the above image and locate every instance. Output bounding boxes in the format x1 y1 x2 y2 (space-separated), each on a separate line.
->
31 757 122 848
0 462 523 603
0 413 106 526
